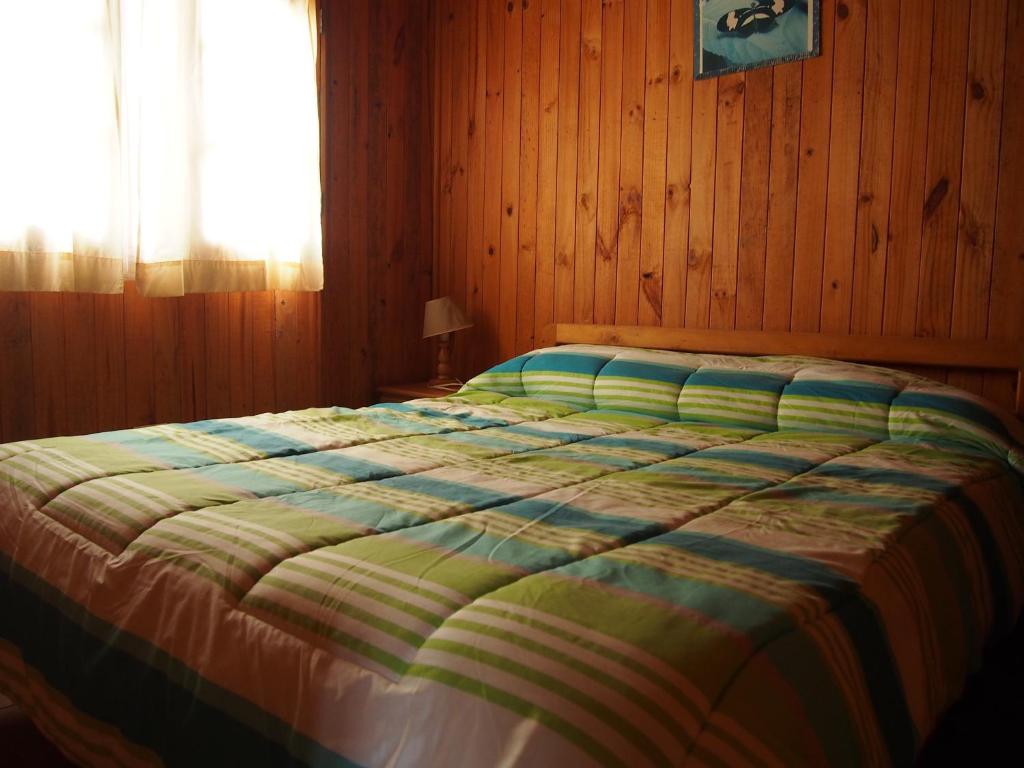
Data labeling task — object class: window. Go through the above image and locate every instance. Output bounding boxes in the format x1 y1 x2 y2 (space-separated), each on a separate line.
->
0 0 322 296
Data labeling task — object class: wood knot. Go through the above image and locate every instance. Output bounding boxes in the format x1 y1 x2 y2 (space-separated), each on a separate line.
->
970 81 986 101
923 177 949 220
836 3 849 19
392 25 406 65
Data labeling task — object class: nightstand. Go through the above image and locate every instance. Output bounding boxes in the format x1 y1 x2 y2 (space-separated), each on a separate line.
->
376 381 460 403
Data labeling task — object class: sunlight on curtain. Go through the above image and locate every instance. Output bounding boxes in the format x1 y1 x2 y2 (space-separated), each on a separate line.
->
0 0 322 296
0 1 125 292
129 0 323 295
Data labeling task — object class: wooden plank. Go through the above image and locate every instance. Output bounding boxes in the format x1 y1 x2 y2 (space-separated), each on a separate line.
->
553 0 582 325
789 0 835 332
498 0 523 359
203 293 231 419
553 324 1023 372
613 0 646 325
466 0 490 365
405 0 434 385
761 62 802 331
226 293 252 418
251 291 276 413
0 294 34 442
430 0 442 311
684 76 717 328
302 292 322 407
319 0 350 407
436 0 454 306
348 0 372 405
30 294 68 437
366 0 387 396
985 1 1024 407
850 0 899 335
708 72 744 330
447 0 471 375
661 0 693 329
819 0 867 334
533 0 560 347
121 283 155 428
92 293 127 430
151 296 182 424
572 0 603 325
949 0 1006 394
516 0 542 352
636 0 669 326
380 0 410 387
481 0 506 366
178 294 207 422
62 293 98 436
593 0 624 325
274 291 303 411
915 0 970 340
734 67 772 331
881 0 934 336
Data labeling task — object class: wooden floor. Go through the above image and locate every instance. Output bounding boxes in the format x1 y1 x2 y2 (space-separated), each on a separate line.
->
0 693 75 767
917 626 1024 766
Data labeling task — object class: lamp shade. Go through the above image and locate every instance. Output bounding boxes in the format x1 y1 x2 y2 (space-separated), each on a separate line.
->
422 296 472 339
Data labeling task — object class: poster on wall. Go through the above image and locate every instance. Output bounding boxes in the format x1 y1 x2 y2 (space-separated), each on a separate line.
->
694 0 821 79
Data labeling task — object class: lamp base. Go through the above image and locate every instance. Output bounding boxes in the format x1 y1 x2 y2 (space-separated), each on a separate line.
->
432 332 453 384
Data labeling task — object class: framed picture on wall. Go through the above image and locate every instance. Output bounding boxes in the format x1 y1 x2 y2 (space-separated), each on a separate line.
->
694 0 821 79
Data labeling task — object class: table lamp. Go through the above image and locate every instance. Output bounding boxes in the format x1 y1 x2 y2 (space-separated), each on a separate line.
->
423 296 472 385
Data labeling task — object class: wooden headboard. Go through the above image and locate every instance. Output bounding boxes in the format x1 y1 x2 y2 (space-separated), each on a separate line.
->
547 324 1024 417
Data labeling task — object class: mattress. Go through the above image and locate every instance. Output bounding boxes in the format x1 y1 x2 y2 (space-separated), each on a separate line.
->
1 343 1022 767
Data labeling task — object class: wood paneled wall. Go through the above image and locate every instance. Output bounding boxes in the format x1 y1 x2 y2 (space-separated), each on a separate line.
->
320 0 435 408
431 0 1024 410
0 288 320 442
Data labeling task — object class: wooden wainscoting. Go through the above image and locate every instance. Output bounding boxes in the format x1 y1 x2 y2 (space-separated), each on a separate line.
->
0 286 320 443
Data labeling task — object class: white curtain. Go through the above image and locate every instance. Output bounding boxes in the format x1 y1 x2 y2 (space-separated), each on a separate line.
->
0 0 323 296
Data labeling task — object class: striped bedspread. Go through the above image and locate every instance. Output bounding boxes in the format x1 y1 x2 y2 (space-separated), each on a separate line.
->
1 344 1022 767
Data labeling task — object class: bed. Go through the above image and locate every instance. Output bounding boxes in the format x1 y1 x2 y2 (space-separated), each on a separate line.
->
1 325 1022 767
